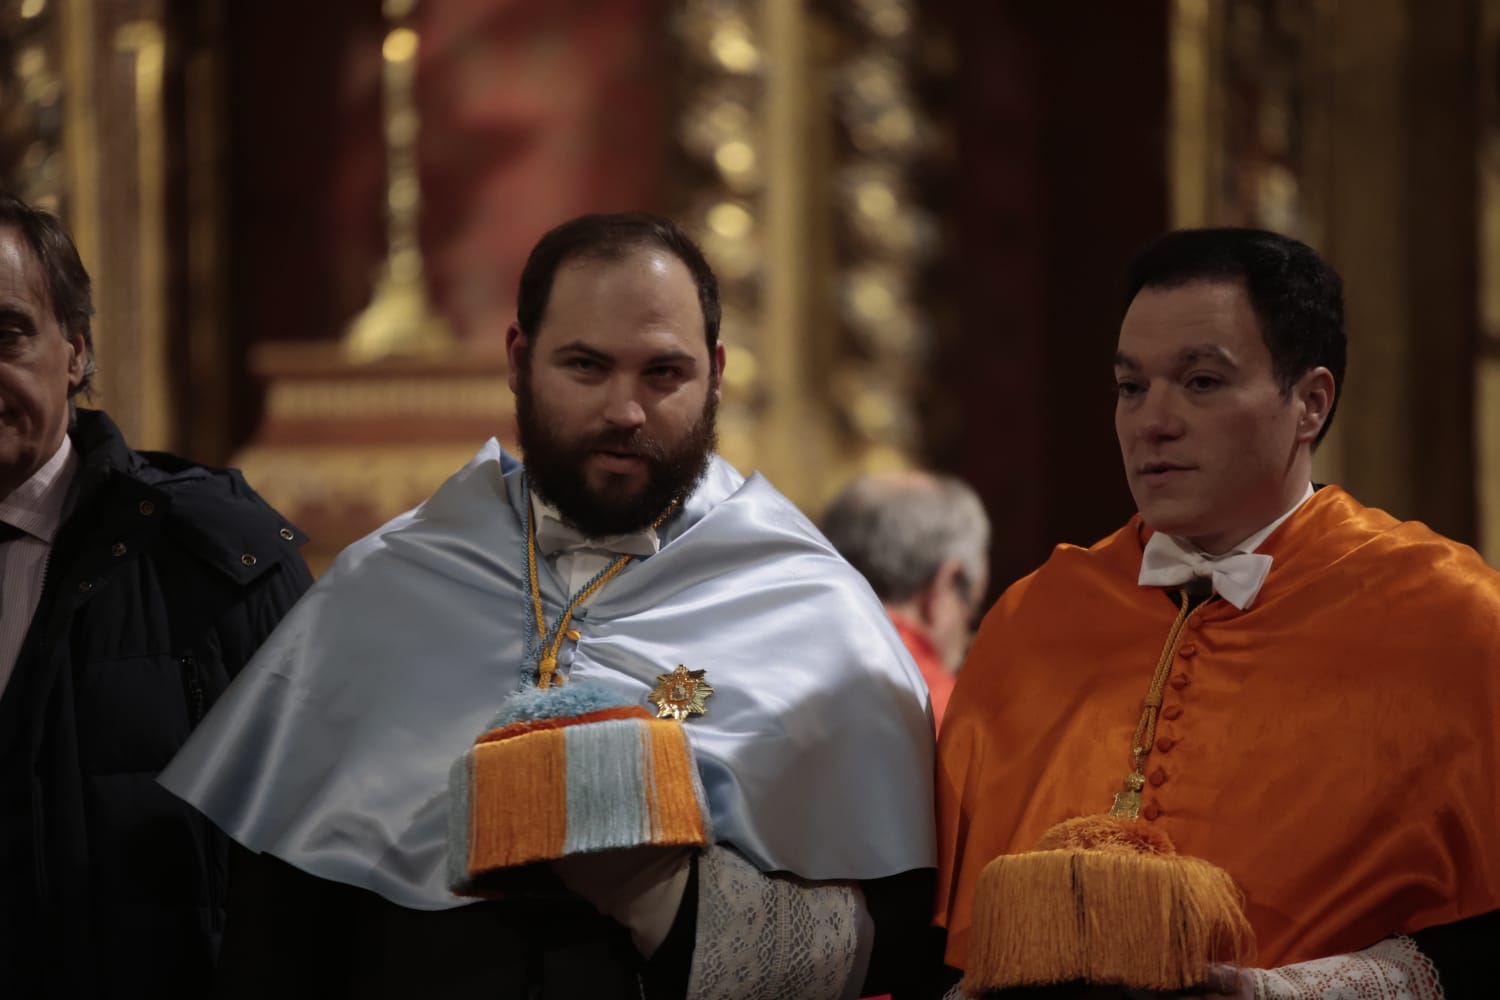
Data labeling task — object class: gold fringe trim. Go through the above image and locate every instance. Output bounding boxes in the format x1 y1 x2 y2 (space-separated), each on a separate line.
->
963 817 1254 993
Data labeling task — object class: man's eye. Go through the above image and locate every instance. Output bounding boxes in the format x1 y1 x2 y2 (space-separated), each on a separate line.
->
1115 381 1143 398
1187 374 1222 391
567 358 601 372
647 367 682 380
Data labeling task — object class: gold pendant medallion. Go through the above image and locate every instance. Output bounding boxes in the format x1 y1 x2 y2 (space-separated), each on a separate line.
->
1109 789 1142 819
1109 773 1145 819
649 664 715 721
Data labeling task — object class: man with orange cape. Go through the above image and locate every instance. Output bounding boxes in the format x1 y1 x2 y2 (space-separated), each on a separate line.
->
935 228 1500 999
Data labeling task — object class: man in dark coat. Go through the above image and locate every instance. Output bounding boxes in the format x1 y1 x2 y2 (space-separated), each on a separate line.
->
0 192 313 997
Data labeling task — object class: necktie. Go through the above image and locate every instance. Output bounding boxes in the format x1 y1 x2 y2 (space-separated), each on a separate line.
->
1138 531 1273 611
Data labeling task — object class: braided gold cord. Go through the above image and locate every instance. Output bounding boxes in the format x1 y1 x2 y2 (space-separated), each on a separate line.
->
1110 590 1194 817
523 486 680 689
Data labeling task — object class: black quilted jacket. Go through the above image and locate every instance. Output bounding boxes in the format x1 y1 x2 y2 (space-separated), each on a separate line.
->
0 408 312 998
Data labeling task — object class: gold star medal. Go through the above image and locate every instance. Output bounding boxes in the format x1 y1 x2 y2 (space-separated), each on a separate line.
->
649 664 714 721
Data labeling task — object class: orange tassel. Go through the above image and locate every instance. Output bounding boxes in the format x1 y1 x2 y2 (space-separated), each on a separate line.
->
645 723 707 844
962 815 1254 994
466 729 569 871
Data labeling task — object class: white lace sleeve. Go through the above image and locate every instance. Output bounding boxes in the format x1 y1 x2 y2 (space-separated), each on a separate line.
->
685 844 870 1000
1250 936 1444 1000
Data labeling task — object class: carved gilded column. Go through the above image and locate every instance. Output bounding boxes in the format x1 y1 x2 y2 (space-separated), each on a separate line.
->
674 0 939 511
0 1 231 460
824 0 944 498
55 0 176 450
676 0 769 477
0 0 67 210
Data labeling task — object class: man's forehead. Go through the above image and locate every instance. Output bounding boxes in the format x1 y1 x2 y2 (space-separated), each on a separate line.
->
0 226 50 309
539 249 706 354
555 245 682 283
1117 282 1259 350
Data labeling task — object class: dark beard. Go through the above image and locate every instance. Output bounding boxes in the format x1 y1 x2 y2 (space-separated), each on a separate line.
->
515 370 718 538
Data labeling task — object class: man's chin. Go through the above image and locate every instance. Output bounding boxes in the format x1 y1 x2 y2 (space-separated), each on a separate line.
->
1136 500 1205 539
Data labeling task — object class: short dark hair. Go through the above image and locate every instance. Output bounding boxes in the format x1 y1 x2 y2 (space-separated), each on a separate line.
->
0 192 95 396
515 212 721 357
1124 227 1345 444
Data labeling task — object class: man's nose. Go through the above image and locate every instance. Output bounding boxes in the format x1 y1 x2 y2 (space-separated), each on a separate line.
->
601 378 647 428
1135 386 1184 440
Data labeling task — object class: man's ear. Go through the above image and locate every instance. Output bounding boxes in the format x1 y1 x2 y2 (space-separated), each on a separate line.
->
1294 366 1335 444
64 331 88 390
506 324 527 393
918 558 966 629
712 342 727 402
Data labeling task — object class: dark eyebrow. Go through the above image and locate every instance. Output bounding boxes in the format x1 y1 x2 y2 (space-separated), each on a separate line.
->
0 306 36 326
1175 344 1239 368
642 350 697 368
551 341 699 370
550 341 614 363
1113 344 1239 370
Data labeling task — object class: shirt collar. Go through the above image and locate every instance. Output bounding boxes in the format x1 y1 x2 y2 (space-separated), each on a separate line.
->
1224 482 1315 556
528 492 663 558
0 434 78 544
1135 483 1314 611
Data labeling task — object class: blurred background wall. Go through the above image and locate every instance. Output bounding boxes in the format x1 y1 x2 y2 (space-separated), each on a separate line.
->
0 0 1492 595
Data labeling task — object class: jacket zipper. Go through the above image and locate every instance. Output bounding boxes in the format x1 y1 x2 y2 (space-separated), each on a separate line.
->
181 654 206 725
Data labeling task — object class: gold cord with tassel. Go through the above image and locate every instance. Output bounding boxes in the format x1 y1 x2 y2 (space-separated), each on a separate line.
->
523 488 679 689
962 585 1256 995
1111 589 1194 818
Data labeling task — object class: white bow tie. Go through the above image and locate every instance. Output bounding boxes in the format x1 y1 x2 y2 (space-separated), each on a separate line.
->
1137 532 1273 610
533 515 660 559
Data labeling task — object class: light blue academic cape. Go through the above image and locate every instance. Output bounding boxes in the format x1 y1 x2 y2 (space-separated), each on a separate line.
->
160 442 936 909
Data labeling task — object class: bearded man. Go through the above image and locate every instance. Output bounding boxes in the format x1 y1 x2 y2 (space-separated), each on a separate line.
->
161 213 936 1000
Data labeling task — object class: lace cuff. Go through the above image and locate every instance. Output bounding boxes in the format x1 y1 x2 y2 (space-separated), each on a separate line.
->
1251 936 1444 1000
685 845 866 1000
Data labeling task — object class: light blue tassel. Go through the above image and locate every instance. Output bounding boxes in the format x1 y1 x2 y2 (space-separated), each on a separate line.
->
563 718 649 854
488 679 634 729
446 752 473 889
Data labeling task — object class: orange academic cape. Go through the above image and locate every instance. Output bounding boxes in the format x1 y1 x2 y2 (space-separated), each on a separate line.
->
936 487 1500 972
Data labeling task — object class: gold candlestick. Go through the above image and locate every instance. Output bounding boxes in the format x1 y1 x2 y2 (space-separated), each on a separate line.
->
344 0 454 360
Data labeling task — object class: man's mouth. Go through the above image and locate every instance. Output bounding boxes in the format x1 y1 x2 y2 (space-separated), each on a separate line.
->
590 449 649 473
1140 461 1193 475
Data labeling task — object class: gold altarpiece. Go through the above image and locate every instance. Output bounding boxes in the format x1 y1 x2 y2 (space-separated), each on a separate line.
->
0 0 941 573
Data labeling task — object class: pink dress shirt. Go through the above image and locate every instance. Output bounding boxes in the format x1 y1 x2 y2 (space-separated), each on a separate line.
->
0 434 78 694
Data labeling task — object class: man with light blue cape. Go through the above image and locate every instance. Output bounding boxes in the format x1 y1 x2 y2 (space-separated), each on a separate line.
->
161 212 937 999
